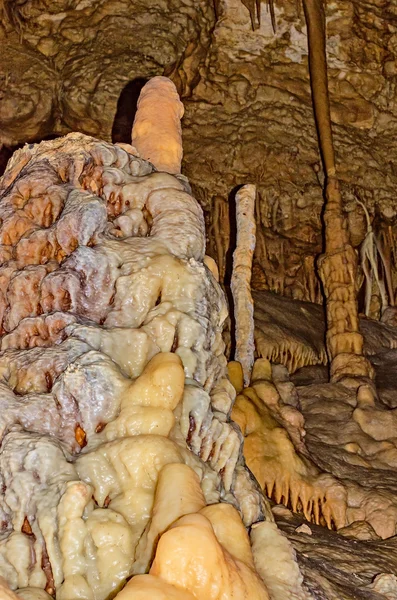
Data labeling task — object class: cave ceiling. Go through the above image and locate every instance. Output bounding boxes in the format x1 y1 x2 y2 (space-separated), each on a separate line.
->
0 0 397 302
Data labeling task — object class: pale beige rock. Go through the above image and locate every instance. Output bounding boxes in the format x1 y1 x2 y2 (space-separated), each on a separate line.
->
295 524 312 536
369 574 397 599
112 575 196 600
16 591 52 600
150 513 270 599
251 522 313 600
0 124 275 599
133 464 206 574
338 521 380 541
0 577 21 600
231 184 257 386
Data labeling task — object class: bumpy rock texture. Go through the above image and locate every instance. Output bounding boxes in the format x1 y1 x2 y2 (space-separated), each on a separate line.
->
195 0 397 313
2 0 397 309
236 289 397 598
2 1 397 599
0 133 277 600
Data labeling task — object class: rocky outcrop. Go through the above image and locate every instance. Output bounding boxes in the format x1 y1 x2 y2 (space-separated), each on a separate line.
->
0 130 273 599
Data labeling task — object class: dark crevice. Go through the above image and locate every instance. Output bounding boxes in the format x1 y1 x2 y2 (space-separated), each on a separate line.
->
111 78 149 144
224 184 244 361
0 145 15 177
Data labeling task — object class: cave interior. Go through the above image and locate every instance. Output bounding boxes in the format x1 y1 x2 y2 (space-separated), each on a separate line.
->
1 1 397 599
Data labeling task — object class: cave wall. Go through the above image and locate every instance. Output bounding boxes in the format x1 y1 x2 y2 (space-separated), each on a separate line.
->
1 0 397 305
183 0 397 304
0 0 215 142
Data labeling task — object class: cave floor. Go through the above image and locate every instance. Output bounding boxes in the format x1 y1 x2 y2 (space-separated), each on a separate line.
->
253 289 397 598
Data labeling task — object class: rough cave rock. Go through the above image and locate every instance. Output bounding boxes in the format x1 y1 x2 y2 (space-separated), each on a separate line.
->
1 1 397 599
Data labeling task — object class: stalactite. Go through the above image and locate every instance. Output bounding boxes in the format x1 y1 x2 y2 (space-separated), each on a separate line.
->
357 200 389 318
210 196 230 283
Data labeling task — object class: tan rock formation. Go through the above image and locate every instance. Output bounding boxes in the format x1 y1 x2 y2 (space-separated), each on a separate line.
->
230 360 348 531
131 76 184 174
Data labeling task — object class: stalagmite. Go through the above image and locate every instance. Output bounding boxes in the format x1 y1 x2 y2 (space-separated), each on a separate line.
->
148 512 269 599
251 522 313 600
131 76 184 174
0 78 285 600
132 464 206 574
231 184 257 386
318 180 374 382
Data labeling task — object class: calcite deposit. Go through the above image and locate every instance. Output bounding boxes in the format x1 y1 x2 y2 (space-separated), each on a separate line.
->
2 1 397 598
231 184 256 386
0 79 296 600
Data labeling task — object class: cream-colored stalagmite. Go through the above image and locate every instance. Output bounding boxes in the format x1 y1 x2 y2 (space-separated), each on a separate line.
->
251 522 313 600
131 76 184 174
231 184 257 386
0 77 298 600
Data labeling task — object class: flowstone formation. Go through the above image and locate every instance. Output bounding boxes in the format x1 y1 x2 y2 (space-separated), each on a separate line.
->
230 349 397 540
244 290 397 598
0 77 318 600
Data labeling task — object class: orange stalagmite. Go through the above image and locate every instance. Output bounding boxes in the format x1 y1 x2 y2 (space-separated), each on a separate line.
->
148 511 270 599
131 76 184 174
